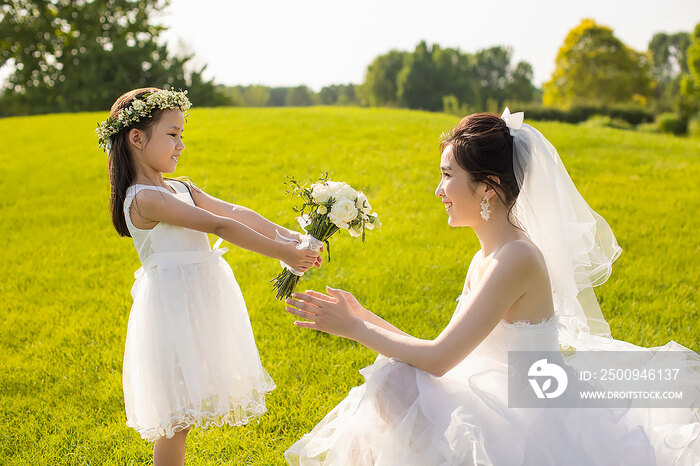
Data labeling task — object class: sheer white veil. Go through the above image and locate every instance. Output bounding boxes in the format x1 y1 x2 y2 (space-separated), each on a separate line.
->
502 108 624 350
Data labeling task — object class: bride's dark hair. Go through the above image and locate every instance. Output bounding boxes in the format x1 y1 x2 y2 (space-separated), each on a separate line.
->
440 113 520 222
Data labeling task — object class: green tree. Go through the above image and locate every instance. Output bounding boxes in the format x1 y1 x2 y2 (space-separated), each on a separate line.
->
506 61 538 105
361 50 407 107
432 45 479 111
474 46 512 111
397 41 441 110
359 41 534 113
242 85 270 106
397 42 480 112
284 85 315 106
0 0 226 116
543 19 653 108
267 87 287 106
679 22 700 119
319 84 358 105
648 32 691 110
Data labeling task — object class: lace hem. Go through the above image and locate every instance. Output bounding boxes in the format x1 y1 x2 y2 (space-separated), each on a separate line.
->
457 293 558 328
499 314 558 328
127 384 275 442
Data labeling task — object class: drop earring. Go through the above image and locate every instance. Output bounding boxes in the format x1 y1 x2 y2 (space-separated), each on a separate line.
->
480 195 491 221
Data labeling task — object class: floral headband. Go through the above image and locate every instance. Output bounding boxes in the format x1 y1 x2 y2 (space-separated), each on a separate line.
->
96 89 192 151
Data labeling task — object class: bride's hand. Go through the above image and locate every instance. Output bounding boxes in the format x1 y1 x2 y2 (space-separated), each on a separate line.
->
285 286 363 339
299 288 368 320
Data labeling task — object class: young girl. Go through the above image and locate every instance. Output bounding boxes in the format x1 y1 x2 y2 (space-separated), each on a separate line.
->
100 87 321 465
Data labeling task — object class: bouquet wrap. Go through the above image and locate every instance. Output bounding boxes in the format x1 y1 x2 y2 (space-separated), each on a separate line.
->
275 230 325 277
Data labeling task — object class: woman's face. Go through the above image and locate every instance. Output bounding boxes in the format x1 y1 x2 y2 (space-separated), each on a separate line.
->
434 144 483 227
134 108 185 174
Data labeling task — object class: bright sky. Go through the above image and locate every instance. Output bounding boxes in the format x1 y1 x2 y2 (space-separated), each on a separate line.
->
1 0 698 90
156 0 699 90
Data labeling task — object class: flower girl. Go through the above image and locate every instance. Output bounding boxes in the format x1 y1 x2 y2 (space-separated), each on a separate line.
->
100 87 321 465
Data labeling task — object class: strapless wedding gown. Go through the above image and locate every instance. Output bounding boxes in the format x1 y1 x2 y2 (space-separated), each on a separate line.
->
284 289 699 465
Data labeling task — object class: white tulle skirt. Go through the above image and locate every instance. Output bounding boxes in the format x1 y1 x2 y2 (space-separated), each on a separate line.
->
284 352 698 465
123 248 275 442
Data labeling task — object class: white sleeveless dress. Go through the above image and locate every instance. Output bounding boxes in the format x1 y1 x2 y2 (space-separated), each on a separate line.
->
284 252 699 465
122 179 275 442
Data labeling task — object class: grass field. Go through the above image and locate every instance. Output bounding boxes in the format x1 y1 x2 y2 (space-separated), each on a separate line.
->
1 106 698 464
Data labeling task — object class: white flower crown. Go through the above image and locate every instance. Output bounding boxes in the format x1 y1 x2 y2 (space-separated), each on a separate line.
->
96 89 192 151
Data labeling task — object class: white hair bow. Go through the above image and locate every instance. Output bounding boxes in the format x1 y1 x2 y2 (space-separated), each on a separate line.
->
501 107 524 136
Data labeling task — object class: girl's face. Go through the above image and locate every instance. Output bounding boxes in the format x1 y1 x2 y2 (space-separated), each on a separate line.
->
135 108 185 173
434 144 484 227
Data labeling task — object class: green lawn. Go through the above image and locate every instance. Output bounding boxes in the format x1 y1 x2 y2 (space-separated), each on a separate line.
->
1 106 698 464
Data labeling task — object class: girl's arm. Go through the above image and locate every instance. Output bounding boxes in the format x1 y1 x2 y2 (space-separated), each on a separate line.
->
285 241 537 377
186 182 301 241
131 188 319 271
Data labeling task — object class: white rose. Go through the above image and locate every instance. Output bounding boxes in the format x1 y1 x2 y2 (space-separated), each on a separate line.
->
311 183 331 204
341 183 358 201
328 198 359 229
355 192 371 214
327 181 357 202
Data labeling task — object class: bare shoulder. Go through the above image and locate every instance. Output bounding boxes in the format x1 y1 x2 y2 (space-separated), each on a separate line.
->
131 186 223 234
493 239 546 278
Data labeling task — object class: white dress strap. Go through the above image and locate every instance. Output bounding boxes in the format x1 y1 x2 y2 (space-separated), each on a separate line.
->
124 184 174 228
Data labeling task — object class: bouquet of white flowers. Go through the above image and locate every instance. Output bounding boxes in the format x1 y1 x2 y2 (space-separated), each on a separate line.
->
271 173 381 300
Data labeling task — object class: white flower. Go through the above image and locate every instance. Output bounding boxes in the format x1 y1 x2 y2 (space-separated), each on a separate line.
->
328 198 359 229
311 183 331 204
348 223 362 237
327 181 357 202
365 213 380 230
355 192 372 214
96 89 191 151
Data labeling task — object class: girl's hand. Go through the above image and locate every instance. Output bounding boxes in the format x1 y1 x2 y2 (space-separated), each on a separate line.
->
280 242 320 273
279 230 324 269
285 287 363 339
313 245 324 269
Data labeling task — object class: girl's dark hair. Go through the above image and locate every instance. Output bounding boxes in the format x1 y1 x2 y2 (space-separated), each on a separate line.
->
440 112 521 227
107 87 196 237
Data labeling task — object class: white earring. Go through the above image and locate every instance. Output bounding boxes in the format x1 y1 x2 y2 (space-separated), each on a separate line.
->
480 195 491 221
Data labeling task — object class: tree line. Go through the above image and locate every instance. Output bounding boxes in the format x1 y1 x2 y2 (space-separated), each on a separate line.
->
213 41 538 112
1 1 698 135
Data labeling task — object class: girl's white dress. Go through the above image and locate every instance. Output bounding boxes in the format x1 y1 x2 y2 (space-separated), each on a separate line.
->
122 179 275 442
284 253 700 465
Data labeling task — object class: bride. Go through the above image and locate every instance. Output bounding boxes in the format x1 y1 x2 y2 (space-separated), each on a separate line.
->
282 109 699 465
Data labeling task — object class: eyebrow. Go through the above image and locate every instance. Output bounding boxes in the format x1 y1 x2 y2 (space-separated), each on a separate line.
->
168 126 182 131
440 165 453 171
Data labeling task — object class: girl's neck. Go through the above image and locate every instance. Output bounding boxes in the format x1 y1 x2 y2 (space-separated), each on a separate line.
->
133 172 167 187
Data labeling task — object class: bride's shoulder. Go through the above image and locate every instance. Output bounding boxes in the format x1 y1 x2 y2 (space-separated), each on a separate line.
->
495 239 545 271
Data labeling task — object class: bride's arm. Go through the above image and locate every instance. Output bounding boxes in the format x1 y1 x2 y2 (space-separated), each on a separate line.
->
286 241 536 377
304 290 410 336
